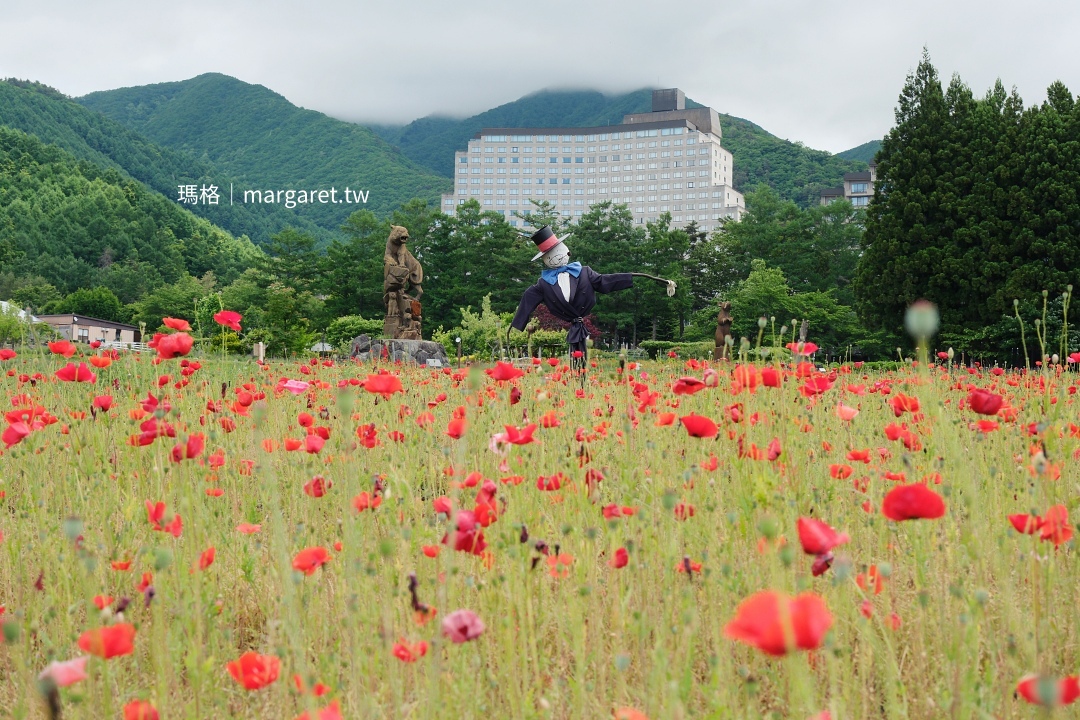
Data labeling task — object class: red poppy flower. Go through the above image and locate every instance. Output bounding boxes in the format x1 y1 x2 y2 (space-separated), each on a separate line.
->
674 502 696 520
55 362 96 383
536 473 566 491
680 414 718 438
198 547 216 570
486 361 524 381
213 310 243 332
162 317 191 332
799 376 833 397
92 395 114 411
292 547 331 576
123 700 160 720
236 523 262 534
446 418 467 439
966 388 1003 415
881 484 946 521
364 373 403 397
655 412 676 426
503 423 537 445
0 349 16 360
392 639 429 662
1039 505 1073 547
1016 674 1080 707
888 393 920 417
92 595 114 610
2 421 30 448
597 541 626 568
724 591 832 656
152 332 194 359
441 510 487 555
304 476 331 498
672 377 706 395
796 517 850 556
304 434 325 454
226 651 280 690
761 366 781 387
48 340 77 358
88 355 112 368
352 491 382 512
77 623 136 659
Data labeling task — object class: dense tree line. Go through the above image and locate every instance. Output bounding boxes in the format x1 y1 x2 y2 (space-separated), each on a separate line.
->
854 51 1080 360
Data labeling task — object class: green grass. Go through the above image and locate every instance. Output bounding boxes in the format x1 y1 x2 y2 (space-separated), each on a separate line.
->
0 349 1075 719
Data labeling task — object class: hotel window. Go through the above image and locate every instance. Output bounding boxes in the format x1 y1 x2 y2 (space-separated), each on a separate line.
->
851 183 869 193
852 196 870 206
459 157 468 164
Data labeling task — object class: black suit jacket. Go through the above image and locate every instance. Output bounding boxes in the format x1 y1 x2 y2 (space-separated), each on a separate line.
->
510 266 633 345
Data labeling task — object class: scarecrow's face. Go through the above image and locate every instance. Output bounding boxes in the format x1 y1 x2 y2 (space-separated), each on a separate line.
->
542 243 570 269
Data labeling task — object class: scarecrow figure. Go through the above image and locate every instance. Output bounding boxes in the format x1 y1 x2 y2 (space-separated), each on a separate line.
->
509 225 676 366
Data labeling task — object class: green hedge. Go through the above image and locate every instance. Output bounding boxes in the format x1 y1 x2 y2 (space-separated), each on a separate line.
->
636 340 716 359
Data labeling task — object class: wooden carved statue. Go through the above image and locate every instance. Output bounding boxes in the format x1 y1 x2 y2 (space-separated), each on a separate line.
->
714 301 733 360
382 225 424 340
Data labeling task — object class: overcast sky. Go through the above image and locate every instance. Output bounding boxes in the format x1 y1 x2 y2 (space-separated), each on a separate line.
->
4 0 1078 153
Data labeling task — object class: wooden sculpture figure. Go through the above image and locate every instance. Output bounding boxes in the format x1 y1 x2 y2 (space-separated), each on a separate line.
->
382 225 424 340
509 226 676 367
715 301 733 360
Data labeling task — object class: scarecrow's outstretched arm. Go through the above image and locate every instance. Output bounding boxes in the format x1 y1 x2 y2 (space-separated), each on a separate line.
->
630 273 677 297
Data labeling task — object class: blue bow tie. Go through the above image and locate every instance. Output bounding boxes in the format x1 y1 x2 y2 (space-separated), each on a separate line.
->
541 262 582 285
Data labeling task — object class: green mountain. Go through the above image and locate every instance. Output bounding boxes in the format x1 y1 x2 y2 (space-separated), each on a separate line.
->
78 73 451 229
836 140 881 164
0 78 323 245
0 124 259 303
371 88 868 207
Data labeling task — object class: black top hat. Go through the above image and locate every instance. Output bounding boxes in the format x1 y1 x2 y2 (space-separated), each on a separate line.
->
530 226 565 261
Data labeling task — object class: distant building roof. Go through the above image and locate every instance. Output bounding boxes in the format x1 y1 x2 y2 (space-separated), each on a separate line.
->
820 187 844 197
0 301 38 323
844 171 873 182
37 314 138 331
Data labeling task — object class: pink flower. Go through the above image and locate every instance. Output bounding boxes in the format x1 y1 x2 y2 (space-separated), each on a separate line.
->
442 609 485 643
280 379 310 395
38 656 89 687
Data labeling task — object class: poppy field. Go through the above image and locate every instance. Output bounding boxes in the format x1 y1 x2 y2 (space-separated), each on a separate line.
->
1 334 1078 719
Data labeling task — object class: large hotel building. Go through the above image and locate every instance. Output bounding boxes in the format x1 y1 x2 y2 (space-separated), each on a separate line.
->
440 89 745 232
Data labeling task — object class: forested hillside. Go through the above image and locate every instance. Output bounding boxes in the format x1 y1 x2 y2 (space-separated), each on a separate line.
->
372 88 867 206
0 126 259 310
78 74 451 226
0 79 324 245
836 139 881 163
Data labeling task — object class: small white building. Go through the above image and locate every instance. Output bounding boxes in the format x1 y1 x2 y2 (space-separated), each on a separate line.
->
37 314 141 345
